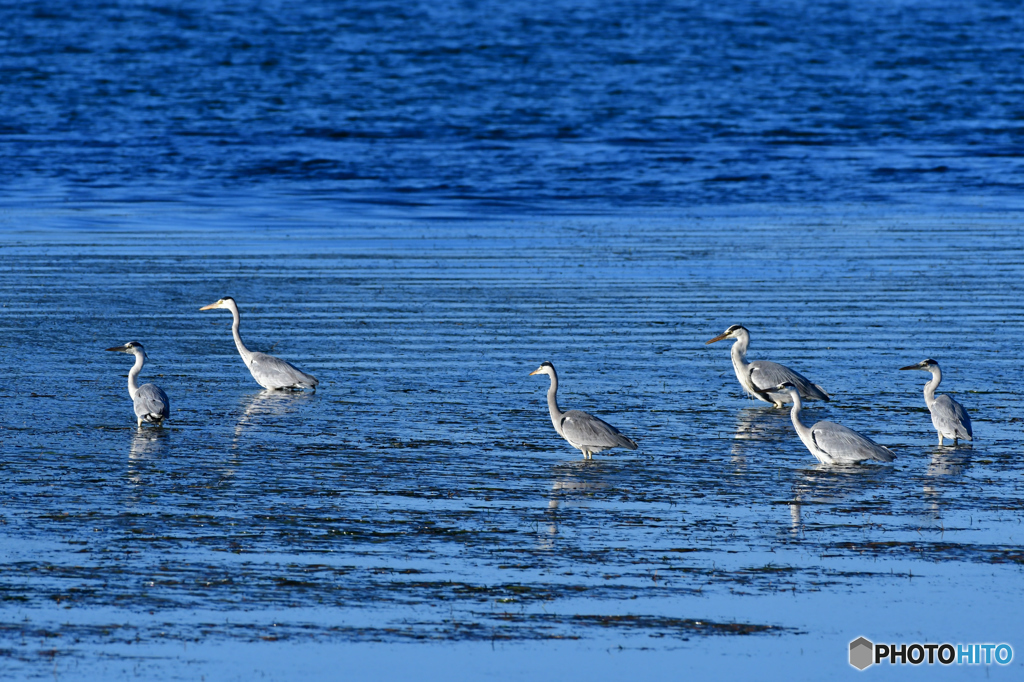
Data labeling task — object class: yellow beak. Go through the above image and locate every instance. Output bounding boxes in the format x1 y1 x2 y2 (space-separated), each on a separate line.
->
705 332 730 345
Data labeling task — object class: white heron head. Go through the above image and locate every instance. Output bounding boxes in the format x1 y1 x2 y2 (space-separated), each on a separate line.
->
106 341 147 359
706 324 749 345
200 296 237 312
899 358 939 372
529 361 556 378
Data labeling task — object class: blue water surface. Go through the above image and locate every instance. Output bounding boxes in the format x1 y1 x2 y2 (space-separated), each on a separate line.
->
3 0 1024 208
2 2 1024 681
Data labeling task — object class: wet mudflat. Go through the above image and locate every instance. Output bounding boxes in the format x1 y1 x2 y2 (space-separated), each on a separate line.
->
1 197 1023 679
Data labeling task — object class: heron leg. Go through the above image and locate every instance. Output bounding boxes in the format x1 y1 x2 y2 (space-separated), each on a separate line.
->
938 433 944 446
137 417 143 429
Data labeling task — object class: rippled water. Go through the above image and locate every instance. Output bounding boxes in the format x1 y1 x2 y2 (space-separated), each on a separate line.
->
3 0 1024 679
2 200 1023 679
3 0 1024 208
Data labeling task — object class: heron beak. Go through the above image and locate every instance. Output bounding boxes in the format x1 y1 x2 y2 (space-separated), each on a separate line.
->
199 302 219 311
898 364 920 371
105 345 129 352
705 332 730 345
528 368 541 376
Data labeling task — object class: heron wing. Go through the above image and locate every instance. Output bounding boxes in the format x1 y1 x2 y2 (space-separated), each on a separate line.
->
932 395 973 440
560 410 638 450
249 352 318 389
749 361 830 401
134 383 170 420
810 421 895 463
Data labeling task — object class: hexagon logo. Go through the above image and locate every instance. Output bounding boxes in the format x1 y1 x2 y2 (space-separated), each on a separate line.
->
850 637 874 670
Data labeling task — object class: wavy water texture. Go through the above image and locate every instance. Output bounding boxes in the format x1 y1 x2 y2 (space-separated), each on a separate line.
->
1 203 1023 679
1 1 1024 208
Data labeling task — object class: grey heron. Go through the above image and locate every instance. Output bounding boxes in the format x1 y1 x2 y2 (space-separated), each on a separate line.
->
200 297 318 390
775 381 895 465
706 325 830 406
106 341 170 428
899 359 973 445
529 362 638 459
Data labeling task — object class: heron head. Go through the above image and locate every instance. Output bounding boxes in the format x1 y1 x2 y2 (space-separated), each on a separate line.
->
529 361 556 377
899 358 939 372
200 296 236 311
106 341 146 358
706 324 748 345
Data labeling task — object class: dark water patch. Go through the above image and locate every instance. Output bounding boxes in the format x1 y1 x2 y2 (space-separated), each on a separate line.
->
4 1 1024 209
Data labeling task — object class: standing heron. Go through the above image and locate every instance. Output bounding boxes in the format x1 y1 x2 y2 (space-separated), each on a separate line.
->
200 297 318 390
106 341 170 428
706 325 830 407
775 382 895 465
899 359 973 445
529 362 638 459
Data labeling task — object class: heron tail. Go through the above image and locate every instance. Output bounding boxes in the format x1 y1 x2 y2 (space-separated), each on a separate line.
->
874 447 896 463
810 383 831 402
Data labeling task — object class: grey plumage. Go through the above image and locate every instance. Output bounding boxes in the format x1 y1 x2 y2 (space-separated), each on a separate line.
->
775 381 895 465
106 341 170 428
931 396 973 441
134 383 171 422
900 359 973 445
706 325 830 406
529 362 638 459
807 422 896 464
247 351 318 389
200 297 318 390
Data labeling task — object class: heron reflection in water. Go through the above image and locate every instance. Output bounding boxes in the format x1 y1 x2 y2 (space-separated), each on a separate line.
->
787 465 852 534
234 389 316 443
729 406 793 464
542 461 613 549
922 447 971 520
706 325 830 407
200 297 318 390
128 428 170 488
529 362 638 460
547 461 613 512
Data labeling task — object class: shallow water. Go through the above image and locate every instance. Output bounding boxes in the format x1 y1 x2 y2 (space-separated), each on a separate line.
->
4 0 1024 677
1 198 1023 679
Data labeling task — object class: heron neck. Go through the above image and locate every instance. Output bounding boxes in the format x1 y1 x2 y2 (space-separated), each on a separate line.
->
787 391 816 451
545 373 564 435
729 335 756 395
923 368 942 407
127 351 144 397
228 303 254 363
730 335 751 370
